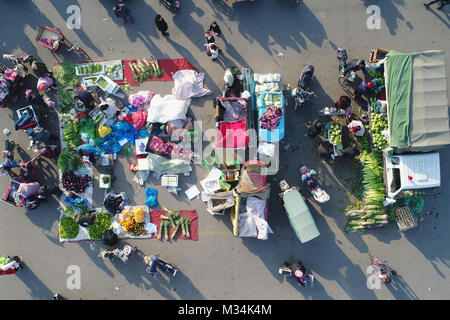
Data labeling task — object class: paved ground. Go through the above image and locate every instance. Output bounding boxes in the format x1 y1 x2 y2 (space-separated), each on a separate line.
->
0 0 449 300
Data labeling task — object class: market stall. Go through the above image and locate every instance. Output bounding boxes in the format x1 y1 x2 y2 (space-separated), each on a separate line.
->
54 57 208 242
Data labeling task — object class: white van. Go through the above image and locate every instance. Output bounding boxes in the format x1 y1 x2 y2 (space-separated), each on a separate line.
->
384 153 441 199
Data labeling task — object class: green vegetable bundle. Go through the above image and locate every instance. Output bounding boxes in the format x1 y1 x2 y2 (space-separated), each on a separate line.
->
344 151 388 232
88 211 113 240
54 62 79 88
60 216 80 239
79 118 96 140
57 150 82 172
62 116 81 151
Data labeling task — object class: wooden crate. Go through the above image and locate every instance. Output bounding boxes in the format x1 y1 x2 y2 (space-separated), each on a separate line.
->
394 205 417 231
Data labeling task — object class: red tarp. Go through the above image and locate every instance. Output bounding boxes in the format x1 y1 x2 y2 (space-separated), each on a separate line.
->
120 58 199 86
215 120 249 149
150 210 198 241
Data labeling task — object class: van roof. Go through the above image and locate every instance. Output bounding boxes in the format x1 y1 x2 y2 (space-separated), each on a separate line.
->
396 153 441 189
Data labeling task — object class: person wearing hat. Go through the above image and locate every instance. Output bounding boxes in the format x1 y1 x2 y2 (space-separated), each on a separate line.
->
77 143 97 164
285 260 307 286
37 75 56 92
355 80 373 100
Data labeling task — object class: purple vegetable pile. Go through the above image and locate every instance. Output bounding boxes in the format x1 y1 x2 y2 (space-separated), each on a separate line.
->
62 170 92 193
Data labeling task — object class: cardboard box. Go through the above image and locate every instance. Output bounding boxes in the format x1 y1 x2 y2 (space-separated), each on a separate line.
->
370 48 390 63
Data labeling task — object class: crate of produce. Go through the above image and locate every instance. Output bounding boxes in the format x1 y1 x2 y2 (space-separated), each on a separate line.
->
394 205 417 231
75 62 104 76
369 48 390 63
327 122 342 147
369 112 389 151
103 60 123 81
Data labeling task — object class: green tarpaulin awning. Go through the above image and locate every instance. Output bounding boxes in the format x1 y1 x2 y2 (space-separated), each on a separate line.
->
385 50 450 152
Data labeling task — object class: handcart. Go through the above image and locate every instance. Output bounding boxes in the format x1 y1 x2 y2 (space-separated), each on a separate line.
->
35 25 90 61
16 105 39 131
257 91 285 143
2 178 26 207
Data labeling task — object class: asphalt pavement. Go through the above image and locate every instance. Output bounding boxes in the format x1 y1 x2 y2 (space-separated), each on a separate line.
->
0 0 449 300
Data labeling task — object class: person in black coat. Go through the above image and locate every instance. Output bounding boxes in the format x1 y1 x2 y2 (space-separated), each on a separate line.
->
155 15 168 36
209 21 222 36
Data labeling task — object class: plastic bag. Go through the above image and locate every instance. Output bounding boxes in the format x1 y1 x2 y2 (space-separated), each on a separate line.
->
129 91 154 109
145 188 158 207
98 125 112 138
410 197 424 214
103 191 128 214
98 137 122 154
111 121 138 144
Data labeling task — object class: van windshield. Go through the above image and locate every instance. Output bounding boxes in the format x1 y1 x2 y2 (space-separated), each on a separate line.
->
391 168 401 193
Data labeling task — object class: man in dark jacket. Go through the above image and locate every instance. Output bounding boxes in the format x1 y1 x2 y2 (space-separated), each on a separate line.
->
113 4 134 24
65 88 95 111
155 15 168 36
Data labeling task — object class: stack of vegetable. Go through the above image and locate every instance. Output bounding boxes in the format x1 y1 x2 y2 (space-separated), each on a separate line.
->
57 150 82 172
105 62 123 80
128 58 164 84
60 215 80 239
157 210 191 240
370 113 388 150
54 62 79 113
345 151 389 232
328 123 342 146
62 170 92 193
88 211 114 240
76 63 103 75
118 207 147 236
62 116 81 151
263 93 283 107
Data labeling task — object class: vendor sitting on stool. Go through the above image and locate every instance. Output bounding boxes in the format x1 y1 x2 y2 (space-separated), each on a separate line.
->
66 89 95 112
307 119 324 137
348 120 365 137
77 143 97 164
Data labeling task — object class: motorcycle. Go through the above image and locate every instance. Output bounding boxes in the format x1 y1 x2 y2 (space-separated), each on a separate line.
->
369 254 397 283
0 54 31 108
292 65 314 110
299 165 330 203
159 0 180 10
279 260 315 288
144 254 178 278
99 244 136 263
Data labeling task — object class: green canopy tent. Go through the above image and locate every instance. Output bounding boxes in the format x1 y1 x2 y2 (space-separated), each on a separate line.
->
385 50 450 153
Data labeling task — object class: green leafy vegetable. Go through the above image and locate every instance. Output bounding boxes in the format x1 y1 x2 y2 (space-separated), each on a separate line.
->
88 211 114 240
60 216 80 239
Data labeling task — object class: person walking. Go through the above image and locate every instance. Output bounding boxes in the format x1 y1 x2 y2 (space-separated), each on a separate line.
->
155 15 169 36
207 43 220 60
113 4 134 24
424 0 450 10
204 30 216 44
209 21 222 36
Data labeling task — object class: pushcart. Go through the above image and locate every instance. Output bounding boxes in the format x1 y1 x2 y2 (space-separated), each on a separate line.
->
35 25 91 61
16 105 39 131
1 178 26 207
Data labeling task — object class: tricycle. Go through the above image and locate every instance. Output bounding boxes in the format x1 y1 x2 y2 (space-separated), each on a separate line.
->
35 25 91 61
279 180 320 243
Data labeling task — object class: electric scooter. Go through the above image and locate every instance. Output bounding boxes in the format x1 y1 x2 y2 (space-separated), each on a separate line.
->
300 165 330 203
292 65 314 110
279 260 315 288
99 245 136 263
